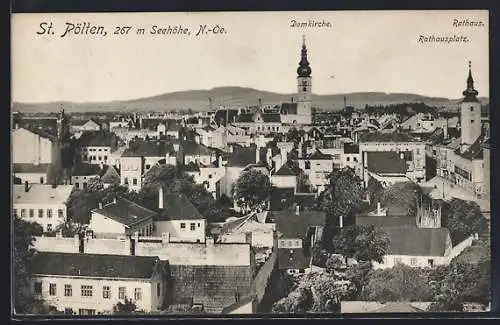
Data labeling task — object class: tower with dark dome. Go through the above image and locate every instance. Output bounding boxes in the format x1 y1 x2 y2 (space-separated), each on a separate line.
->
296 35 312 125
460 61 482 151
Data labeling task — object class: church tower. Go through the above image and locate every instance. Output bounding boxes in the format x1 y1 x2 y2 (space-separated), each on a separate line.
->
296 35 312 125
460 61 482 152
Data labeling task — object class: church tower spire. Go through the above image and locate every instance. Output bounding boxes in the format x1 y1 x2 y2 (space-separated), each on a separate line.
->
462 61 479 102
297 35 312 78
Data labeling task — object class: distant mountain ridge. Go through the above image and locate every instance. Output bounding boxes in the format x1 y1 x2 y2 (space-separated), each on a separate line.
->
12 86 489 113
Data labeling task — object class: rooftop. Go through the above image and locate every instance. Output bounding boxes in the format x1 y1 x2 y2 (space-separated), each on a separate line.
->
182 141 213 156
157 193 205 221
72 163 102 176
306 149 332 160
454 135 485 160
226 146 259 167
78 131 116 147
271 210 325 239
382 227 450 256
30 251 160 279
344 142 360 154
360 132 419 143
355 214 416 228
92 197 156 227
122 140 175 157
13 163 51 174
366 151 411 174
100 165 120 184
13 184 74 204
273 164 297 176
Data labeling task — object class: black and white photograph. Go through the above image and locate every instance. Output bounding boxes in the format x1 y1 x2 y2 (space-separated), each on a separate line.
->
11 10 491 316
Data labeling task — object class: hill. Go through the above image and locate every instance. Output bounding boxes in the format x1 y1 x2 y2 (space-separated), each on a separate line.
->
12 87 489 113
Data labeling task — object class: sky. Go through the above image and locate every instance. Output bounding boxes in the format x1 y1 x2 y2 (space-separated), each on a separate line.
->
12 10 489 103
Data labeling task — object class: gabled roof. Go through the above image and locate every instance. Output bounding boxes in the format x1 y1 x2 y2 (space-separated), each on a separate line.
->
182 141 213 156
307 149 332 160
261 113 281 123
226 146 258 167
157 193 204 221
92 197 156 227
271 210 325 239
355 214 416 228
72 163 102 176
13 163 51 174
78 131 115 147
382 227 450 256
100 165 120 184
122 140 175 157
13 184 74 204
273 164 297 176
30 251 160 279
454 135 485 160
366 151 409 174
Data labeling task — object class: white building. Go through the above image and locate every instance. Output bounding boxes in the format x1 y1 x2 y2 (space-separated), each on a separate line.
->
29 252 166 315
78 132 118 167
89 197 156 239
296 149 333 193
13 183 73 232
71 163 102 190
70 119 101 133
154 189 206 243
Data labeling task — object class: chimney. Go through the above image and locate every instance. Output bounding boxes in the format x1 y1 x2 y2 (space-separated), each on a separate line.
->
113 197 117 204
161 232 170 244
24 181 29 192
255 147 260 164
98 202 103 209
339 215 343 228
158 187 164 209
258 98 262 108
295 205 300 215
377 202 381 215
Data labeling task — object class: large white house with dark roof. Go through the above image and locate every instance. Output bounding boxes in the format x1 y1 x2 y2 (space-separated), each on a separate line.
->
29 252 167 315
13 183 74 232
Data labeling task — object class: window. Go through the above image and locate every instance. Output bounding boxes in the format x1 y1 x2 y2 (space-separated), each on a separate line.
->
410 258 417 266
47 224 52 232
98 149 102 152
40 177 44 184
394 257 402 265
346 157 350 162
47 209 52 218
104 155 108 160
38 209 43 218
118 287 126 299
34 282 42 294
21 209 26 218
190 223 196 231
197 223 201 227
49 283 56 296
180 222 186 229
428 259 434 267
157 283 161 297
470 106 474 111
124 178 129 185
133 178 138 185
83 182 87 189
208 174 212 179
75 183 80 189
305 161 311 169
29 209 34 218
78 309 95 316
13 209 18 217
471 120 474 123
64 308 73 315
58 209 64 218
134 288 142 301
81 285 93 297
98 156 102 161
103 286 111 299
145 164 151 170
64 284 72 297
354 157 358 162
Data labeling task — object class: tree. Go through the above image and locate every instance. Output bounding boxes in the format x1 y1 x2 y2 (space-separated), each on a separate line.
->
318 168 364 250
442 198 487 245
325 254 347 273
366 176 383 208
332 225 390 263
344 261 372 300
286 127 301 144
361 264 434 302
13 217 52 314
232 169 271 212
113 298 137 314
379 181 424 218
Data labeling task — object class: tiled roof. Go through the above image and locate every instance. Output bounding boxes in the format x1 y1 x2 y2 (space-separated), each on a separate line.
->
307 149 332 160
122 140 175 157
355 215 416 228
278 247 310 270
271 210 325 239
226 147 258 167
72 163 102 176
261 113 281 123
100 165 120 184
366 151 409 174
30 251 159 279
382 227 450 256
13 163 51 174
78 131 115 147
360 132 418 143
280 102 298 115
157 193 204 221
92 197 156 227
182 141 213 156
13 184 74 204
454 135 485 160
344 142 360 154
273 164 297 176
236 113 254 123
